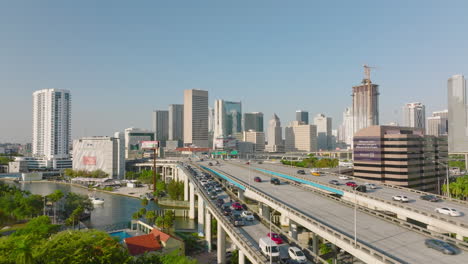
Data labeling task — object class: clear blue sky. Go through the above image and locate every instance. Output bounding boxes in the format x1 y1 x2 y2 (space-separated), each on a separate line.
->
1 0 467 143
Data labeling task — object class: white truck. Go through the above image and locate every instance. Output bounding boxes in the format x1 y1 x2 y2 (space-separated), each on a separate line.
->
259 237 280 261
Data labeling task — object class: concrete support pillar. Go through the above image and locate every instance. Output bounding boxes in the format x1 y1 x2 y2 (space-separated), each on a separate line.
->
397 214 407 221
465 154 468 171
239 250 245 264
189 182 195 219
184 176 189 201
205 210 212 252
312 233 319 256
217 221 226 264
456 233 464 241
260 203 270 219
280 214 290 227
289 220 298 240
237 189 245 201
198 196 205 236
331 244 338 264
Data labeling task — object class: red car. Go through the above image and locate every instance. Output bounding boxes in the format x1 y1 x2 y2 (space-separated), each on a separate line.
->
246 162 250 165
346 182 358 187
231 202 243 211
254 177 262 182
267 232 283 244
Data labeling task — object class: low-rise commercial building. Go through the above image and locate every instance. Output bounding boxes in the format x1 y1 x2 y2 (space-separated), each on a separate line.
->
243 130 265 152
285 121 317 152
353 125 447 193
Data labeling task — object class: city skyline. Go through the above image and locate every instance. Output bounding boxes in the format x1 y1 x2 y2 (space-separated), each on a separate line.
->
2 1 467 143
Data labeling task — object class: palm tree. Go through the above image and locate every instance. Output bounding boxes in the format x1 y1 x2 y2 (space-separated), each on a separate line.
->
145 210 156 224
47 190 64 224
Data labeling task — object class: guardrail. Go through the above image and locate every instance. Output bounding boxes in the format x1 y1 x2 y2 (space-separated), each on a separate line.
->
200 164 405 264
178 165 268 264
253 166 468 234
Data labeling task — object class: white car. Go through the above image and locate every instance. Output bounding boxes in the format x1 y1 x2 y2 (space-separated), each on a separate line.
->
241 211 255 221
339 175 350 180
392 195 409 202
435 207 462 217
288 246 307 263
364 183 377 189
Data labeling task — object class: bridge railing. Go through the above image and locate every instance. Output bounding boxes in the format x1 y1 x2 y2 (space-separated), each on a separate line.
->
200 164 405 264
178 165 268 264
254 166 468 232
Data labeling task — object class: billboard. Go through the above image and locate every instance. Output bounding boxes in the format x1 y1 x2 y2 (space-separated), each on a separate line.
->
82 156 97 165
214 137 237 149
141 141 160 149
353 137 382 162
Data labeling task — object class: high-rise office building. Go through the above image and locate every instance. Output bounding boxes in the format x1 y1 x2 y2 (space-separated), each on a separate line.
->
168 104 184 141
266 114 283 152
152 110 169 144
427 110 448 137
285 121 317 152
339 107 353 147
243 112 263 132
296 110 309 125
208 107 215 133
353 125 447 193
402 102 426 132
73 132 125 179
448 74 468 153
32 89 71 159
314 113 332 150
352 71 379 134
243 130 265 152
184 89 209 148
213 100 242 141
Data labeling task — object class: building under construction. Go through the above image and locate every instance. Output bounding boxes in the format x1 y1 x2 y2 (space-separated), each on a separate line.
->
352 65 380 134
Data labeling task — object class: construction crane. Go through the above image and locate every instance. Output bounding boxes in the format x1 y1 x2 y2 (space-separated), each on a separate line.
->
362 64 377 81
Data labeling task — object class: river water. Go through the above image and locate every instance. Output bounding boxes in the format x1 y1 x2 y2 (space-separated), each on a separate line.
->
9 181 195 231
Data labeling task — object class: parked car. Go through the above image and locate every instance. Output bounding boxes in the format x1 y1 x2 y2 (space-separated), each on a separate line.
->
425 239 459 255
329 180 340 185
392 195 409 202
267 232 283 244
339 175 350 180
216 198 225 206
231 202 243 211
241 211 255 221
270 178 281 185
420 195 442 202
254 176 262 182
364 183 377 189
288 247 307 263
435 207 462 217
346 181 358 187
297 170 305 175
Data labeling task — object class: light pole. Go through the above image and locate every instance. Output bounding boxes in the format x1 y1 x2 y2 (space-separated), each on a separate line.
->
270 210 272 264
354 190 357 247
434 161 451 198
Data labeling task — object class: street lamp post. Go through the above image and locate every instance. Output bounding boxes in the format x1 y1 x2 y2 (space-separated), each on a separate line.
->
435 161 451 198
354 190 357 246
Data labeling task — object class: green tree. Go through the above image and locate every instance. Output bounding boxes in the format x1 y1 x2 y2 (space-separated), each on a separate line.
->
145 210 156 224
47 190 64 224
35 229 131 264
141 198 149 207
65 206 84 228
64 168 75 177
163 210 175 230
155 216 164 229
125 171 137 180
64 192 93 219
230 249 239 264
132 211 141 220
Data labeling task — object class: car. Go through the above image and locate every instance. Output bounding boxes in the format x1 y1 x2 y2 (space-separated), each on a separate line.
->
270 178 280 185
288 247 307 263
230 213 245 226
223 207 232 216
346 181 357 187
241 204 248 210
246 162 250 165
267 232 283 244
329 180 340 185
216 198 224 206
364 183 377 189
208 162 213 166
214 186 222 192
339 175 350 180
420 195 441 202
209 192 217 200
241 211 255 221
392 195 409 202
354 185 367 193
231 202 243 211
425 239 459 255
435 207 462 217
297 170 305 175
254 176 262 182
311 172 321 176
257 161 263 164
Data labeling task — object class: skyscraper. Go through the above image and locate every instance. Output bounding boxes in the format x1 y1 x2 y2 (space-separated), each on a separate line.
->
296 110 309 125
168 104 184 141
213 100 242 141
243 112 263 132
184 89 209 148
448 75 468 152
208 107 215 133
152 110 169 143
285 121 317 152
402 102 426 131
338 107 353 147
314 113 332 150
352 68 379 134
266 114 283 152
32 89 71 159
